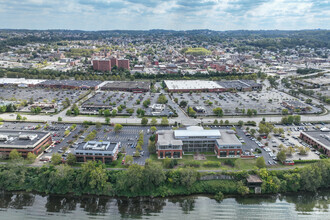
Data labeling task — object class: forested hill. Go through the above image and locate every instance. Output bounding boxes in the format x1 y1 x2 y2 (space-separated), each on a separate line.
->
0 29 329 53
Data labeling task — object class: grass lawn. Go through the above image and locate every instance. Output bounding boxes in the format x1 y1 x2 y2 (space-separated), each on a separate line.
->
149 154 258 170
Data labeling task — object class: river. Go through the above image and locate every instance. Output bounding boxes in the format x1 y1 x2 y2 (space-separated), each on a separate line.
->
0 191 329 220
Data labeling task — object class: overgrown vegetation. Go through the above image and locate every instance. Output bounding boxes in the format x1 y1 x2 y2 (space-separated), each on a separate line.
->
0 159 329 198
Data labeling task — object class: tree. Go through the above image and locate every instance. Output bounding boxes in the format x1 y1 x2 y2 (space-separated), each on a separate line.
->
16 114 22 120
214 192 224 202
258 122 274 136
256 156 266 168
66 153 76 165
64 130 70 136
114 124 123 132
180 168 198 187
237 181 249 196
143 99 151 108
282 109 289 115
51 153 62 165
247 109 253 117
298 146 310 155
104 109 111 117
213 107 223 117
9 149 22 160
134 150 140 157
213 119 218 125
141 117 148 125
161 117 169 126
136 143 143 152
95 122 102 130
150 118 157 126
238 120 244 127
105 117 110 124
187 107 196 117
294 115 301 124
150 126 157 133
163 157 171 168
125 155 133 166
157 94 168 104
179 100 188 108
148 140 156 154
225 120 229 125
112 109 117 117
26 152 37 162
286 146 295 156
58 117 62 122
277 150 287 163
126 108 134 115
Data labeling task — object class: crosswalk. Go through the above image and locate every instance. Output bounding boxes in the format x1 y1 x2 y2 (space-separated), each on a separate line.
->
133 160 145 165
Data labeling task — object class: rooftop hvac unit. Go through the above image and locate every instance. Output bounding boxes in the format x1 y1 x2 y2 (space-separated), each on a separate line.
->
0 135 8 141
19 134 38 140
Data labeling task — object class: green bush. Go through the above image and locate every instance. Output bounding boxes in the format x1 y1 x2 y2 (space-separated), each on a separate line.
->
293 159 320 164
223 159 236 167
203 161 221 167
184 161 201 168
214 191 224 202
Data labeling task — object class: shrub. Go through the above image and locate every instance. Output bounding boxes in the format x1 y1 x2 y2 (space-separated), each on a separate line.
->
293 159 320 164
223 159 236 167
203 161 221 167
214 192 224 202
184 160 201 168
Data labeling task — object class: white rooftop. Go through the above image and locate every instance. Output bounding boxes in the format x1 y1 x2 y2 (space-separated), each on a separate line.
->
174 128 221 138
165 80 223 90
0 78 46 85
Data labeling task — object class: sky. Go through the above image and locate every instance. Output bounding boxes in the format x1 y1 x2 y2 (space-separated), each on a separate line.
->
0 0 329 31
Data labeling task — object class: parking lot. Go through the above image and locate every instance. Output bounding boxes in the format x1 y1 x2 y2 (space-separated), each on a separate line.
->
0 86 86 112
81 125 154 165
171 90 320 116
81 91 176 117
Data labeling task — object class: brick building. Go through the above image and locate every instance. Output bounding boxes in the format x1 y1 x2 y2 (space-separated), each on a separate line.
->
118 59 130 70
300 131 330 157
93 58 130 72
156 126 242 159
0 130 52 157
74 141 120 164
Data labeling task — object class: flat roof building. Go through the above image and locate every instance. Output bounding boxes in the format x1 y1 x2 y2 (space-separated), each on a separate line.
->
74 141 120 163
156 126 242 159
165 80 225 92
300 131 330 157
37 80 102 90
165 80 262 93
101 81 150 92
0 130 52 157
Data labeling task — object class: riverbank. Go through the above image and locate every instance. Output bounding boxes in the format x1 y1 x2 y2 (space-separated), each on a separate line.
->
0 159 329 198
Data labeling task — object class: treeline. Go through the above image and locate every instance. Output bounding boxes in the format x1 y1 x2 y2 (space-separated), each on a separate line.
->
0 159 329 197
296 68 321 75
1 68 262 81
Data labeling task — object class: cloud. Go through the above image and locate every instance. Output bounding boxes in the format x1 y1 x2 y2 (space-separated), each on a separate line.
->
0 0 329 30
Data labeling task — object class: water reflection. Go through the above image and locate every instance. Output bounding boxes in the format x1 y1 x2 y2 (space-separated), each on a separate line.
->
168 197 196 214
0 191 35 209
117 197 166 218
0 190 329 219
